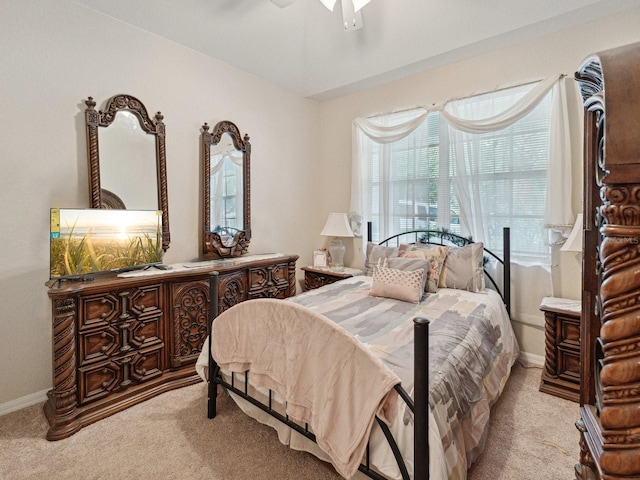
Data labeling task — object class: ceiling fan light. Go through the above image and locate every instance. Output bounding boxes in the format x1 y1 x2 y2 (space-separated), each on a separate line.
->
319 0 338 12
352 0 371 13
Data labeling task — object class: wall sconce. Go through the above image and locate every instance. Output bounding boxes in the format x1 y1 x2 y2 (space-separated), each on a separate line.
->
320 213 354 271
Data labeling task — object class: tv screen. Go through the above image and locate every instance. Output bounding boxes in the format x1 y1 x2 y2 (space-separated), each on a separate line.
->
50 208 163 280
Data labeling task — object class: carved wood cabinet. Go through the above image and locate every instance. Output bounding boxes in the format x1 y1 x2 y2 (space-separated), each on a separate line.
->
44 254 298 440
575 42 640 479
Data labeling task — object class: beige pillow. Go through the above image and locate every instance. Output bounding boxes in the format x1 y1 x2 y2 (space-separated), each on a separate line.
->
364 242 399 276
439 242 485 292
399 244 449 293
369 263 425 304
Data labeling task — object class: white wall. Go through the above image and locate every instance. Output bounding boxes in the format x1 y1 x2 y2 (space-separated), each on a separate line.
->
0 0 324 406
317 7 640 357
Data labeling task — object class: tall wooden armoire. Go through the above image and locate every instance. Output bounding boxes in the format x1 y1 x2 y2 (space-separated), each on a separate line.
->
575 41 640 479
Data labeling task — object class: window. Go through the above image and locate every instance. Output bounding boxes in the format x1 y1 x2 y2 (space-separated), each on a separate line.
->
366 83 552 261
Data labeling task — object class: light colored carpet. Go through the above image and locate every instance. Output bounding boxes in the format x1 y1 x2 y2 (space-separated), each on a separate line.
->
0 363 579 479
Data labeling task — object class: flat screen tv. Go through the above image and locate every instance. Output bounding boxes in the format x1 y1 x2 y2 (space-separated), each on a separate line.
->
50 208 163 281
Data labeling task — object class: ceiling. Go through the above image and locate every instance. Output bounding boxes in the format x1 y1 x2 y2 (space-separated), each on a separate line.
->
74 0 640 101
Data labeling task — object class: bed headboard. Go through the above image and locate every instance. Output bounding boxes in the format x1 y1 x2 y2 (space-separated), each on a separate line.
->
366 222 511 315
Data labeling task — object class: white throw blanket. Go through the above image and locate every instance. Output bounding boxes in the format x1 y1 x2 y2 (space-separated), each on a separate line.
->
211 298 401 479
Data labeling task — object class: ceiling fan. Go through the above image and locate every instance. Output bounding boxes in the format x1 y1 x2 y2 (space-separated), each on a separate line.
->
271 0 372 31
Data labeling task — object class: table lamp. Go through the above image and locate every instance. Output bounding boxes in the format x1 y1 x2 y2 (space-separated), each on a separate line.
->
320 213 354 272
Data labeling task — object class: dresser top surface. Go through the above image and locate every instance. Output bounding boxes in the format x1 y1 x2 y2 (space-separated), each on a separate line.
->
47 253 298 296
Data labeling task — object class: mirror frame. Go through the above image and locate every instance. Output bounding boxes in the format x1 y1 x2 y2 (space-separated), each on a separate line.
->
202 120 251 257
84 95 170 251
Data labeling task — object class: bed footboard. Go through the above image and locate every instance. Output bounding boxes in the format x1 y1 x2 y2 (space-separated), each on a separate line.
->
205 271 430 480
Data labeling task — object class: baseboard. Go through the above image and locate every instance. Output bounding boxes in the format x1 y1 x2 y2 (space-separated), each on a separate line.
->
518 351 544 367
0 389 48 417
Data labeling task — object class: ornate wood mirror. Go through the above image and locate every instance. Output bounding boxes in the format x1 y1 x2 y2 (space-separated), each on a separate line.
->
84 94 170 250
202 120 251 257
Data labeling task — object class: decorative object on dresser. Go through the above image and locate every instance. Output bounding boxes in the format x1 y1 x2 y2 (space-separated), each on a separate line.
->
201 120 251 258
539 297 581 402
320 212 354 272
44 254 298 441
574 41 640 479
84 95 170 251
302 265 363 291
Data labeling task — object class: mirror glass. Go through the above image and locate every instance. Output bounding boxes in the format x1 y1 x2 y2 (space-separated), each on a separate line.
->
100 111 158 210
209 132 244 242
85 95 170 250
202 121 251 257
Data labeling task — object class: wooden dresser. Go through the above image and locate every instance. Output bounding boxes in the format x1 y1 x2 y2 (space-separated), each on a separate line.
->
44 254 298 440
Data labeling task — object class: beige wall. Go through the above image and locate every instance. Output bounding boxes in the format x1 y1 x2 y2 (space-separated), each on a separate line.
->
2 0 640 408
317 7 640 358
0 0 323 406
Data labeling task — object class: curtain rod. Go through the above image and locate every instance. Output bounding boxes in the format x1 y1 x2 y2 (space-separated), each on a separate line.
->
366 74 568 119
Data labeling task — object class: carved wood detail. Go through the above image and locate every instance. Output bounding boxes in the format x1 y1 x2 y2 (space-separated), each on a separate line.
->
171 280 209 367
576 41 640 479
218 271 247 312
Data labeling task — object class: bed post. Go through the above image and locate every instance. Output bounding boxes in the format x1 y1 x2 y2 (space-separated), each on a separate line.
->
503 227 511 316
413 317 429 480
208 271 219 419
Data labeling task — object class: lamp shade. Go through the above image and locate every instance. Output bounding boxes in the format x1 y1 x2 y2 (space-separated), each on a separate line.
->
561 213 583 252
320 213 354 238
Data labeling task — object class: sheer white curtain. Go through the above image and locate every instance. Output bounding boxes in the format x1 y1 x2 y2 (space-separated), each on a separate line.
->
351 74 575 262
444 75 575 257
351 108 429 242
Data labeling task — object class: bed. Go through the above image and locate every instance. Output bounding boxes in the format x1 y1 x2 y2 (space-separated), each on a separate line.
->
196 225 519 480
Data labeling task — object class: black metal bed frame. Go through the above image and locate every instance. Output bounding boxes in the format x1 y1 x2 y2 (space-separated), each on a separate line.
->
207 224 511 480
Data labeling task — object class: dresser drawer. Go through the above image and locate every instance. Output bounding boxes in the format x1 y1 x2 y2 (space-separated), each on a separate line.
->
248 262 290 299
78 313 164 366
79 285 162 330
78 346 163 405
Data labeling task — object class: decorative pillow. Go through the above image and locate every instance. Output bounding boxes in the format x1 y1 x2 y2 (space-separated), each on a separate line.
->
364 242 399 276
369 262 426 304
399 244 449 293
439 242 485 292
385 257 429 293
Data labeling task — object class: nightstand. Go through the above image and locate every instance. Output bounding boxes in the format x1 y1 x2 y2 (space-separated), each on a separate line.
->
539 296 581 402
302 266 363 291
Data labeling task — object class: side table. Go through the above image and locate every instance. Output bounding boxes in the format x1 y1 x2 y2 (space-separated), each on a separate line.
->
539 296 581 402
302 266 363 291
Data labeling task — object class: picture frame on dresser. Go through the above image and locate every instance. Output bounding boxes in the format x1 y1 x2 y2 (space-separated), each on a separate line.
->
313 249 328 267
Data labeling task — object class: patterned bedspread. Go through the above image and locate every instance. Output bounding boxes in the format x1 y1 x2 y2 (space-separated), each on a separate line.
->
287 275 520 480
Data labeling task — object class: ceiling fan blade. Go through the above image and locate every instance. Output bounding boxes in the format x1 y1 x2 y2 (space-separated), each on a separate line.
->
271 0 297 7
319 0 338 11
